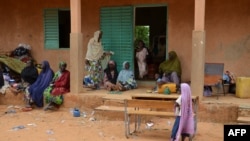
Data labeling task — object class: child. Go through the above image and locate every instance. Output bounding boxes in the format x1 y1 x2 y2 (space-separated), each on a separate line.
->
152 73 162 92
171 83 194 141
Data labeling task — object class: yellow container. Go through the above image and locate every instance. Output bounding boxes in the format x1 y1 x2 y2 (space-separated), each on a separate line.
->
236 77 250 98
158 83 177 94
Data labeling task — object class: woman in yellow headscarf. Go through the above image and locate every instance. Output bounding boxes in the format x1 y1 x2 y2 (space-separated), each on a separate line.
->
158 51 182 86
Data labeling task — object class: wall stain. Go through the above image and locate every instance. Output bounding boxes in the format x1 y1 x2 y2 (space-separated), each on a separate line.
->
224 35 250 61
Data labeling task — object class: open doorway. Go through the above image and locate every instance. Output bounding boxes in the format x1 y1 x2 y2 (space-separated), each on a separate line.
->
134 6 167 80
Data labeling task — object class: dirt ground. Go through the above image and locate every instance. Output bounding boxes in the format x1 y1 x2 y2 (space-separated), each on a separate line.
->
0 105 223 141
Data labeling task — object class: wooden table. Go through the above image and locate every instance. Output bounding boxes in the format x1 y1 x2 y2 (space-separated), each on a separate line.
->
130 93 199 138
131 93 199 116
131 93 199 102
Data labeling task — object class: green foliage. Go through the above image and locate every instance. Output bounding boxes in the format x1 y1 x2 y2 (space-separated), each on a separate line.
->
134 26 149 48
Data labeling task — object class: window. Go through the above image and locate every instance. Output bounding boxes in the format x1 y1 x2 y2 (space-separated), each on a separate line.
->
44 9 70 49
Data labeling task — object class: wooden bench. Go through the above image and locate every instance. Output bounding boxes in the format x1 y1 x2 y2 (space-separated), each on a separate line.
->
124 98 198 139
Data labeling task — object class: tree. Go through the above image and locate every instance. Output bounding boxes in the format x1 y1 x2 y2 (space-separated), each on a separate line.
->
134 26 149 48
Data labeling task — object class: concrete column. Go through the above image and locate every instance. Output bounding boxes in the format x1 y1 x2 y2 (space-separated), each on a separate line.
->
70 0 84 93
194 0 205 31
191 0 206 97
191 31 205 97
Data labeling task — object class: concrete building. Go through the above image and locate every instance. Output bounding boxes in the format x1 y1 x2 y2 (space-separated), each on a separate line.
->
0 0 249 98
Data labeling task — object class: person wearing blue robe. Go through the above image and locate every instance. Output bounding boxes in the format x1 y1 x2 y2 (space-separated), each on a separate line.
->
27 60 54 107
116 61 137 91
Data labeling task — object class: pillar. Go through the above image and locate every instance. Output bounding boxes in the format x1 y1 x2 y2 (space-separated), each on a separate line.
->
191 0 206 97
70 0 84 93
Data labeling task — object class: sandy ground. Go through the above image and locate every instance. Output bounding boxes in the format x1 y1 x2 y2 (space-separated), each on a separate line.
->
0 105 223 141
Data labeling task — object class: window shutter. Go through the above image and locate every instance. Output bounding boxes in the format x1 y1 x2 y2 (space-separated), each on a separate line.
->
44 9 59 49
100 6 134 71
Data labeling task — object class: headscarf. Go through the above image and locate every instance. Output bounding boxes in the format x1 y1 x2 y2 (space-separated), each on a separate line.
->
117 61 134 82
21 60 38 84
54 61 67 80
123 61 129 69
159 51 181 77
104 60 119 84
85 30 104 61
59 61 66 67
175 83 194 140
28 60 54 107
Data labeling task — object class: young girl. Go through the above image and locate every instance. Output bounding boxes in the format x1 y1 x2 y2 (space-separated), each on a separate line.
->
171 83 195 141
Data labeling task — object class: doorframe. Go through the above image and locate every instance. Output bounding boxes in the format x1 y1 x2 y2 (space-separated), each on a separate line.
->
133 4 168 59
133 4 168 80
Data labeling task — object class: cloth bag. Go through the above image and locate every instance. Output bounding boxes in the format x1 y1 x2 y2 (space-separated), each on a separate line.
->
158 83 177 94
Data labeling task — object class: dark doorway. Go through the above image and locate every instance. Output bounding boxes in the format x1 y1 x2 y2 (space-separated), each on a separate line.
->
134 6 167 80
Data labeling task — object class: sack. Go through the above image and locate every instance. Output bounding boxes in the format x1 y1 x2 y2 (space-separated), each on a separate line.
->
158 83 176 94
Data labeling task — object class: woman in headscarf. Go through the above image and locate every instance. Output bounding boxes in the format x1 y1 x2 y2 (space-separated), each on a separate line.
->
103 60 119 91
85 30 112 89
21 59 38 85
27 60 54 108
10 60 38 96
159 51 182 86
171 83 195 141
116 61 137 91
136 40 148 79
44 61 70 111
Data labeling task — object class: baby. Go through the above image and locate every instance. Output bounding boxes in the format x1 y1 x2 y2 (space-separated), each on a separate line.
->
152 73 167 92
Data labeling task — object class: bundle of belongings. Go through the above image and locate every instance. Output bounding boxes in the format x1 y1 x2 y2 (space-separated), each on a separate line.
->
9 43 32 63
0 56 26 94
0 43 35 94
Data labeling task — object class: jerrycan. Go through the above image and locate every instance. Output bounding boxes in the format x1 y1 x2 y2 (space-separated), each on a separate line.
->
73 108 81 117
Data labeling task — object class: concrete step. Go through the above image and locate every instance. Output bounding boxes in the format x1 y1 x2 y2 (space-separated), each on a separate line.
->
237 116 250 123
237 105 250 123
238 105 250 117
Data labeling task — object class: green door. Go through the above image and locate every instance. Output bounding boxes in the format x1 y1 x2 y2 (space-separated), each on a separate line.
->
100 6 134 72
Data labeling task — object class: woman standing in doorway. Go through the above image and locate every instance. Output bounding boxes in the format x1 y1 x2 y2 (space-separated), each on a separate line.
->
136 40 148 79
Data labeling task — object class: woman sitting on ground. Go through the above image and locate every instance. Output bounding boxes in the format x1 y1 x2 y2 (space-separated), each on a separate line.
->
10 60 39 95
116 61 137 91
158 51 182 87
21 60 39 85
26 60 54 108
103 60 119 91
43 61 70 111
